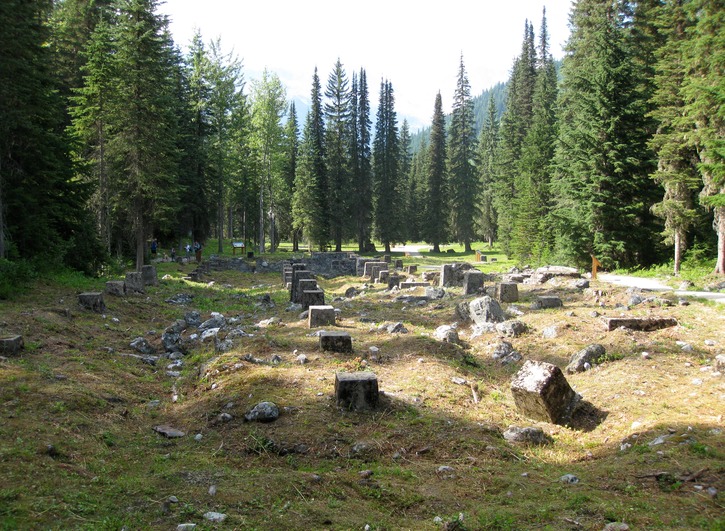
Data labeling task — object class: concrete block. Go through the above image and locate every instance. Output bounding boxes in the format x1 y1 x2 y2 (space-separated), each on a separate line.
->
105 280 126 297
308 305 336 328
335 371 379 410
320 330 353 353
511 360 578 425
496 283 519 303
78 292 106 313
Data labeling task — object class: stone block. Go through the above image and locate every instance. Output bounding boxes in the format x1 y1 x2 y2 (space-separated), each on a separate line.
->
511 360 578 425
125 272 145 293
468 296 505 325
300 289 325 310
370 265 384 282
335 371 379 411
377 270 389 283
394 259 403 270
387 274 401 290
105 280 126 297
320 330 353 353
383 255 391 263
463 270 485 295
363 261 387 278
308 305 336 328
141 264 158 286
0 335 24 356
78 292 106 313
531 296 562 309
290 270 314 303
406 265 417 274
603 317 677 332
440 262 475 287
496 283 519 303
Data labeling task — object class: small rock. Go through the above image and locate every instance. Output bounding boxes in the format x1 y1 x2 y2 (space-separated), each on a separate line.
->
194 433 203 441
707 487 718 498
559 474 579 484
244 401 279 422
208 484 217 496
359 470 374 478
176 524 197 531
451 377 467 385
704 339 716 346
437 465 455 474
503 426 552 445
168 496 179 503
217 412 233 423
153 425 185 438
541 326 558 339
641 351 651 360
603 523 630 531
296 353 308 364
203 512 226 523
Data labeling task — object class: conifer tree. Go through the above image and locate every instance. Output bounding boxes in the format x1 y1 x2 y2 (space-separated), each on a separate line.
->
350 68 373 252
372 79 401 253
398 120 413 241
422 92 448 253
477 97 499 247
648 0 701 275
447 55 478 252
551 0 659 269
511 8 559 264
494 22 537 254
680 0 725 274
282 102 300 250
293 69 328 250
324 59 351 251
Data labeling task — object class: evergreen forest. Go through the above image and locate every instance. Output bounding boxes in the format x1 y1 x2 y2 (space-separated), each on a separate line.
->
1 0 724 289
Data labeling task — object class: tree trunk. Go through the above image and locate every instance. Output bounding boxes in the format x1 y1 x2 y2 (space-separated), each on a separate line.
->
385 241 391 253
135 210 145 272
217 186 224 254
432 242 440 253
715 206 725 275
673 230 683 276
464 240 472 253
0 159 5 259
292 228 299 252
258 185 264 255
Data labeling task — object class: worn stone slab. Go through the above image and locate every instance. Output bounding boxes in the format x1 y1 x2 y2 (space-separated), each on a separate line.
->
300 289 325 310
377 270 389 283
604 317 677 332
511 360 578 425
496 283 519 303
125 271 145 293
468 296 505 325
383 255 391 263
531 296 563 310
405 265 418 274
320 330 353 353
0 335 24 356
308 305 336 328
400 281 430 288
141 264 158 286
335 371 379 410
463 270 485 295
78 292 106 313
105 280 126 297
440 262 475 287
290 270 314 303
394 259 403 270
363 261 388 278
387 274 401 290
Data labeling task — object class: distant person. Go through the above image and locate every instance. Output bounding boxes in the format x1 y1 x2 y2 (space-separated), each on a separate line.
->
150 239 157 258
170 246 176 261
185 243 191 258
194 240 202 263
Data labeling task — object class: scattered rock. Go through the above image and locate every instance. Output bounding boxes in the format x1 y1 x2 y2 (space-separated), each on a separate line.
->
496 320 526 338
468 296 505 326
451 376 467 385
531 296 563 310
203 512 226 523
184 310 201 327
502 426 552 445
566 344 606 373
296 353 308 364
541 326 558 339
0 335 24 357
560 474 580 484
199 314 225 331
130 337 155 355
511 360 579 425
434 324 459 344
153 425 185 438
244 401 279 422
603 523 630 531
491 341 522 365
176 524 197 531
379 322 408 334
166 293 193 305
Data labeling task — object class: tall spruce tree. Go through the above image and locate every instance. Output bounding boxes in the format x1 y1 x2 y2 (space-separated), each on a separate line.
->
477 97 499 247
292 68 328 250
448 55 478 252
422 92 448 253
106 0 181 269
648 0 701 274
282 102 300 250
511 9 559 264
372 79 401 253
494 22 537 254
350 68 373 252
324 59 351 251
1 0 99 269
551 0 659 269
680 0 725 274
398 120 413 241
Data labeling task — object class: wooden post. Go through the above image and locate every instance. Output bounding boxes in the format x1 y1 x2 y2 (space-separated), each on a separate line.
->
591 255 601 280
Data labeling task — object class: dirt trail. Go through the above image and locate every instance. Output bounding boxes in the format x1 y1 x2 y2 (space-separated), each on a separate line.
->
598 273 725 304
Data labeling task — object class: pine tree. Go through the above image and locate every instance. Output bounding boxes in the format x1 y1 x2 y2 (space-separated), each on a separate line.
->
511 9 559 264
494 22 537 254
350 68 373 252
680 0 725 274
448 55 478 252
398 120 413 241
648 0 701 275
293 69 328 250
1 0 99 269
422 92 448 253
106 0 181 269
477 97 499 247
372 79 401 253
324 59 351 251
551 0 660 269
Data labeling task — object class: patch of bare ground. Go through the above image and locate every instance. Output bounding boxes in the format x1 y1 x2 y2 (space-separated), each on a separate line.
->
0 262 723 529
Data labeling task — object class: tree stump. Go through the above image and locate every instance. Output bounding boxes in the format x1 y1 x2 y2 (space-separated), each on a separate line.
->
0 335 24 356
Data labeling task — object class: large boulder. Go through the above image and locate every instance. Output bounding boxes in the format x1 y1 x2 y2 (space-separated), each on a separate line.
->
468 296 505 326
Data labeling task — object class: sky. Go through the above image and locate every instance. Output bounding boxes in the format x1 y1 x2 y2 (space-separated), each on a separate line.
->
158 0 574 132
